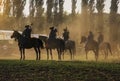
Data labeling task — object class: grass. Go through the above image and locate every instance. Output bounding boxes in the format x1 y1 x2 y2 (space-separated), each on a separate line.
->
0 60 120 81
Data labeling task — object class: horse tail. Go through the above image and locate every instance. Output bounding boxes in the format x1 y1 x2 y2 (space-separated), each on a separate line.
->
107 43 112 55
38 39 44 49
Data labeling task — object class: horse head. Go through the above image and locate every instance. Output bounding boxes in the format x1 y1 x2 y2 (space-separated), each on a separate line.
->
11 30 20 40
80 36 87 44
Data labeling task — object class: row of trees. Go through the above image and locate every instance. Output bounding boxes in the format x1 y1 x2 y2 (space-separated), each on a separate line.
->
0 0 120 43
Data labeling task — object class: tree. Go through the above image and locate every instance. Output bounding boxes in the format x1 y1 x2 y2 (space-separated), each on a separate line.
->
81 0 88 34
88 0 95 30
12 0 26 18
46 0 54 25
3 0 11 17
109 0 119 42
96 0 104 32
53 0 59 26
59 0 64 24
71 0 77 16
29 0 35 21
7 0 26 29
35 0 44 18
34 0 44 30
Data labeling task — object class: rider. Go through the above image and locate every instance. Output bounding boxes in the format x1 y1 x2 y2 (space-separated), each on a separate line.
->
22 25 32 39
63 27 69 41
87 31 94 42
49 26 57 40
97 32 104 44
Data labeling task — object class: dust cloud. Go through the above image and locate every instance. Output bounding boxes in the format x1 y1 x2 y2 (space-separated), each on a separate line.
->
0 12 120 62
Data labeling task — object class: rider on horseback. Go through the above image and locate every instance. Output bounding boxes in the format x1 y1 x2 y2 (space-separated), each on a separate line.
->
22 25 32 39
97 32 104 44
85 31 94 48
49 26 57 40
63 27 69 41
47 26 58 48
87 31 94 42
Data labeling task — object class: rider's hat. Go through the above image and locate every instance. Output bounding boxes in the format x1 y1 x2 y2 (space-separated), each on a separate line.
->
25 25 29 28
49 26 54 30
64 27 67 31
89 31 92 34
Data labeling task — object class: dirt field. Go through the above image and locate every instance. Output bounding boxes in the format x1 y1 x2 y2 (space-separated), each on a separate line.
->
0 40 120 62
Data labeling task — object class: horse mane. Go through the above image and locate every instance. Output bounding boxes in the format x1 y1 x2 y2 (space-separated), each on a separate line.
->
14 30 22 36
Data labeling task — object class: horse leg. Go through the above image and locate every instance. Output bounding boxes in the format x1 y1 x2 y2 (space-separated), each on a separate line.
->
50 49 53 60
106 49 108 59
108 43 112 55
57 49 61 61
57 49 60 60
69 49 72 60
94 50 98 62
19 48 22 60
60 49 62 60
72 48 75 59
72 50 74 60
62 48 67 60
60 48 62 60
46 48 49 60
104 50 107 59
85 49 88 60
23 49 25 60
37 47 41 60
34 48 38 60
62 51 64 60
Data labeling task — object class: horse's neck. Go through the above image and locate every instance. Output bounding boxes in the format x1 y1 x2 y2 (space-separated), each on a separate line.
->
17 34 25 42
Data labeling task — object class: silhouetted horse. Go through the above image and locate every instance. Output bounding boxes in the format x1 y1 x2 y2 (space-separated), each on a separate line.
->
11 30 44 60
63 40 76 60
98 41 112 59
39 35 65 60
80 36 99 61
80 36 112 61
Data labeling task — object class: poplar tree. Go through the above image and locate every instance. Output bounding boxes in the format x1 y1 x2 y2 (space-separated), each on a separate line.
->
81 0 88 34
59 0 64 24
46 0 54 24
96 0 104 32
88 0 95 30
71 0 77 16
53 0 59 26
3 0 11 17
29 0 35 19
35 0 44 30
109 0 119 42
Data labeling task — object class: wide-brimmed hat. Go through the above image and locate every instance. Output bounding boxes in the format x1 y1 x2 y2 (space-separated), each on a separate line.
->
49 26 54 30
64 27 68 31
64 29 67 31
89 31 92 33
25 25 29 28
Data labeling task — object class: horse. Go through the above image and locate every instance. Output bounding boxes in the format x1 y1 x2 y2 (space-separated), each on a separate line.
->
80 36 112 60
11 30 44 60
80 36 99 61
62 40 76 60
98 41 112 59
39 35 65 60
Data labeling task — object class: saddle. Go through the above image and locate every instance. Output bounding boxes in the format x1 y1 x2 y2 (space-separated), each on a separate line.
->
20 37 32 45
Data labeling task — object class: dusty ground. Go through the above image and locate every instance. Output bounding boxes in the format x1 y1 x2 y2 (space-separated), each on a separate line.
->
0 40 120 62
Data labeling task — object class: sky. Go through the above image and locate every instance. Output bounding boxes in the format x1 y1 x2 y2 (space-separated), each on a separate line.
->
23 0 120 16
